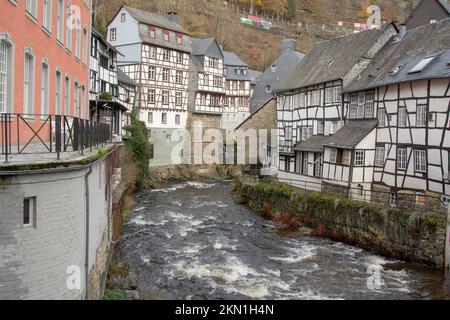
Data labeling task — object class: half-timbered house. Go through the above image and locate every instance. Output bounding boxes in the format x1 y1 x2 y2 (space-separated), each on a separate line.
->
89 28 126 140
223 52 252 130
274 23 398 189
117 69 137 130
340 19 450 205
106 6 191 165
189 38 226 115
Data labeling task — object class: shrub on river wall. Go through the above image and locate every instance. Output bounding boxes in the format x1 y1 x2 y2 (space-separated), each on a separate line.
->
234 178 448 267
124 110 150 190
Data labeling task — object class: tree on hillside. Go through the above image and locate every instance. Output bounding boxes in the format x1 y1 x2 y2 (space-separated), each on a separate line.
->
286 0 296 19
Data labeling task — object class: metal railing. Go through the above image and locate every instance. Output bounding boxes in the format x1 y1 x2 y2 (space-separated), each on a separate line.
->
0 113 112 164
243 168 447 214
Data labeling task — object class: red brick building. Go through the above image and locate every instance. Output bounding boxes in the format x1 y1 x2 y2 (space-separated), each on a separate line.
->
0 0 91 144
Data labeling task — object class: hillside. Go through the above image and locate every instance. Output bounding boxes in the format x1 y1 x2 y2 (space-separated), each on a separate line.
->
93 0 418 71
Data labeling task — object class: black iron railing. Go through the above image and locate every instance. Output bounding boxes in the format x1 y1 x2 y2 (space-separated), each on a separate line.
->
0 113 112 164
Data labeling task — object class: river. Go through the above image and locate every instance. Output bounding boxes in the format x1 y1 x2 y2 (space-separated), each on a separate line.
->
117 180 450 300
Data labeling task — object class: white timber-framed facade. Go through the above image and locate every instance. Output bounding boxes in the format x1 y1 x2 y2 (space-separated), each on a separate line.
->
106 6 191 165
223 52 252 130
274 23 399 192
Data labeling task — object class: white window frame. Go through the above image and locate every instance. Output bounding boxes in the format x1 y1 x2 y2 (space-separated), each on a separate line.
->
416 105 427 127
175 70 183 84
148 66 155 80
375 146 385 167
398 108 407 127
162 49 170 61
364 91 375 118
43 0 53 32
56 0 65 43
55 69 62 115
23 197 37 228
349 93 358 119
66 4 72 51
175 114 181 125
26 0 38 20
162 68 169 82
162 91 169 105
330 148 338 164
110 28 117 41
414 149 427 173
74 81 79 118
148 111 153 124
64 74 70 115
378 108 386 127
162 112 167 124
175 91 182 106
354 150 364 167
397 148 407 170
148 89 155 104
75 19 81 59
0 36 14 114
41 60 50 115
23 49 35 115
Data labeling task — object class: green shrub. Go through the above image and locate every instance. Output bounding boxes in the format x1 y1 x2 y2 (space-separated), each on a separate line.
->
103 288 128 300
99 92 113 101
124 110 150 189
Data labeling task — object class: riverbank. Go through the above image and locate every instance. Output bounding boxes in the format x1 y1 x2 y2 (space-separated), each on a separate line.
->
234 176 448 268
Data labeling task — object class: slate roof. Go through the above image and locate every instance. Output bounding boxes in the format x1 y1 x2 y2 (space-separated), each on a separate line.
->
224 51 247 66
294 135 330 153
248 70 262 85
224 51 251 81
124 6 185 33
118 69 137 87
251 48 305 113
191 38 215 56
346 18 450 93
123 6 191 53
323 120 378 150
275 23 397 92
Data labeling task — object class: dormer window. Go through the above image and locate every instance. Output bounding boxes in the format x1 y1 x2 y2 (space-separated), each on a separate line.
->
236 69 241 75
163 30 170 42
271 65 276 72
265 85 271 93
148 26 156 38
243 69 247 75
408 56 436 74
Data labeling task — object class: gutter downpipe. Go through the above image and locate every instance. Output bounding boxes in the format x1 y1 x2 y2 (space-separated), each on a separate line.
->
84 166 93 300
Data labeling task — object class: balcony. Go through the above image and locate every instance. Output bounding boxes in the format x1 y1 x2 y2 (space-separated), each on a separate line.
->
0 113 113 167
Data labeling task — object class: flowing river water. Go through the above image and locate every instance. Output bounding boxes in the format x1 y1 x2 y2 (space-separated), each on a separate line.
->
117 180 450 300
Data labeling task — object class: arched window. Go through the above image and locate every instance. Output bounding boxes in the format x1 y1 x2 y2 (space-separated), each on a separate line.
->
41 58 50 115
0 34 14 113
24 47 36 115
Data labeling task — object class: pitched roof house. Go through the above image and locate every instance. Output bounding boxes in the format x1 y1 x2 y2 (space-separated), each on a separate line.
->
251 40 305 114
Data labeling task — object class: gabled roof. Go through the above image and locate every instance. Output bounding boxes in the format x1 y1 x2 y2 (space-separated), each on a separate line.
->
118 69 137 87
251 48 305 113
323 120 378 150
191 38 215 55
224 52 247 67
275 23 397 92
346 18 450 93
123 5 186 34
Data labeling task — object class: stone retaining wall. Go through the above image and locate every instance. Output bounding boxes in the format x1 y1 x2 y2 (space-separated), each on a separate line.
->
235 177 448 267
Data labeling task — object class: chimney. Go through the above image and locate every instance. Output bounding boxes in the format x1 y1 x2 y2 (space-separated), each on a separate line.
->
281 39 296 52
166 12 179 24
